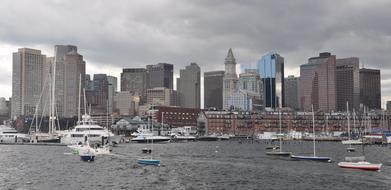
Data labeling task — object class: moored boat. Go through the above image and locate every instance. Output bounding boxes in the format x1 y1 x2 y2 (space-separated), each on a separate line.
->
338 157 381 171
290 155 331 162
137 159 160 166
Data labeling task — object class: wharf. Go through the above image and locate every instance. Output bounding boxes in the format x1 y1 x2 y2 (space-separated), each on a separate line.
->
0 142 66 146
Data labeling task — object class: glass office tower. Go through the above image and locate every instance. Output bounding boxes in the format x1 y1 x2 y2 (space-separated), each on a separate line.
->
257 52 284 108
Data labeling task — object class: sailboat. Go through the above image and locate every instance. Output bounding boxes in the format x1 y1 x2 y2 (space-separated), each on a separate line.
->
345 102 355 152
137 112 161 166
338 133 382 171
30 59 60 143
266 109 291 156
291 105 331 162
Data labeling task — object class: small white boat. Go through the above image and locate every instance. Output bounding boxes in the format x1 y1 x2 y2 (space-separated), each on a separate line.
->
79 148 95 162
338 157 381 171
0 125 29 143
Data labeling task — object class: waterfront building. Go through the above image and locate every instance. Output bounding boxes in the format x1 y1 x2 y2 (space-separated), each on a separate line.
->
336 57 360 111
197 110 387 136
299 52 336 112
223 48 239 110
146 63 174 89
284 75 299 110
120 68 147 104
107 76 118 114
146 87 177 106
11 48 48 118
257 52 284 108
155 106 201 127
177 63 201 108
360 68 381 110
204 71 224 110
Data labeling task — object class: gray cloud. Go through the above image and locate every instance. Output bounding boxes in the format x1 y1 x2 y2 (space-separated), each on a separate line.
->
1 0 391 99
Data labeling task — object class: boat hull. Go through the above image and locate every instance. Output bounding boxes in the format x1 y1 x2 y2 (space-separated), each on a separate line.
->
80 155 95 162
290 155 331 162
266 151 291 156
132 138 171 143
338 162 382 171
137 159 160 166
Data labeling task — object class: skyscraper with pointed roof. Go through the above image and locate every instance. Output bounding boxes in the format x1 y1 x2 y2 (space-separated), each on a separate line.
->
223 48 239 110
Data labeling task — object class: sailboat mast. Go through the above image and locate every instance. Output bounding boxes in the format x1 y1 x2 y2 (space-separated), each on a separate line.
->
78 74 81 122
347 102 350 141
279 109 282 152
312 104 316 157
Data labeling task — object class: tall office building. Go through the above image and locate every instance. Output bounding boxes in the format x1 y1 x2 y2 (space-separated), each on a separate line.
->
146 87 177 106
204 71 224 110
107 76 118 114
11 48 48 118
86 74 109 114
146 63 173 89
284 75 299 110
120 68 147 103
299 52 336 112
223 48 239 110
113 91 132 116
227 71 262 111
336 57 360 111
359 68 381 110
177 63 201 108
62 51 86 118
257 52 284 108
54 45 78 117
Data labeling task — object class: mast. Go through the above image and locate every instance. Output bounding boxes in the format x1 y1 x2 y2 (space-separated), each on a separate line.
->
279 109 282 152
312 104 316 157
347 102 350 141
49 59 56 135
78 74 81 122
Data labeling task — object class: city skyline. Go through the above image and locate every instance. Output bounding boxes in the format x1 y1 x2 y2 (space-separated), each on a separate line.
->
1 1 391 107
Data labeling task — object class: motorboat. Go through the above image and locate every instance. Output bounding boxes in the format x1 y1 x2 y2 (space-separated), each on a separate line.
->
0 125 29 143
341 139 363 145
137 159 160 166
338 156 381 171
60 114 120 145
79 147 95 162
131 131 171 143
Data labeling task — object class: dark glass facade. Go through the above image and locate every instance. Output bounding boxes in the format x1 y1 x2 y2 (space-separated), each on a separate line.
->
257 52 284 108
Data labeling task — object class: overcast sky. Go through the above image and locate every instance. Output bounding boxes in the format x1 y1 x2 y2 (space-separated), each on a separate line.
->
1 0 391 107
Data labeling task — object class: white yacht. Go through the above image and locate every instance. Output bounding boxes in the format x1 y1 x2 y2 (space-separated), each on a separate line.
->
59 115 120 145
0 125 29 143
131 131 171 143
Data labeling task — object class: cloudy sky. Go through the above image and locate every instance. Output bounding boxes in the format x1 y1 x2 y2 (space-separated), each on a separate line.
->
1 0 391 107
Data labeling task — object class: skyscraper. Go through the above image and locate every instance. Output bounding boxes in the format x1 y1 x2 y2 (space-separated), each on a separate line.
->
336 57 360 111
11 48 48 118
107 76 118 114
204 71 224 110
120 68 147 103
284 75 299 110
257 52 284 108
227 71 262 111
359 68 381 110
63 50 86 118
54 45 78 117
299 52 336 112
146 63 173 89
177 63 201 108
86 74 109 114
146 87 177 106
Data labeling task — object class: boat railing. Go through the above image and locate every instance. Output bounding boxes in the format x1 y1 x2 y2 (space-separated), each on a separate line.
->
345 156 365 162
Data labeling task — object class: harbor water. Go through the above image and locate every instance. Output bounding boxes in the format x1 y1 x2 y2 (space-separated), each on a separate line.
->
1 141 391 190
